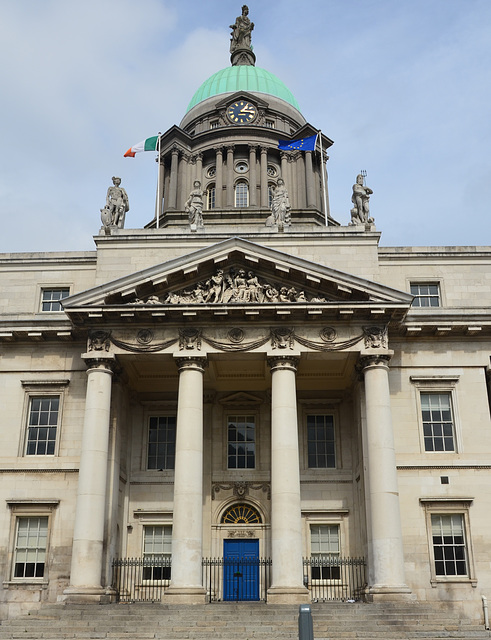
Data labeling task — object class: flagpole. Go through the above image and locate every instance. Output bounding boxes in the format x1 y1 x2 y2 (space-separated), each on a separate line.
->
156 133 161 229
318 130 328 226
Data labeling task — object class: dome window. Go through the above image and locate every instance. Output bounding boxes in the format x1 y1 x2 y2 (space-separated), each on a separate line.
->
235 161 249 174
206 166 217 179
207 184 216 210
235 181 249 208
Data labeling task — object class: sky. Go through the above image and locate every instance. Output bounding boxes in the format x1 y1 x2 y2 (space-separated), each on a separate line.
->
1 0 490 254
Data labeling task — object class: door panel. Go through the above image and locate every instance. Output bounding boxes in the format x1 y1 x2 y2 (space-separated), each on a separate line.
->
223 538 259 601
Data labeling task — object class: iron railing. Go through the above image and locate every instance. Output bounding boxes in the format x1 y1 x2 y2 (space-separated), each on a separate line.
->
112 555 366 603
202 557 272 602
111 556 171 602
303 555 367 601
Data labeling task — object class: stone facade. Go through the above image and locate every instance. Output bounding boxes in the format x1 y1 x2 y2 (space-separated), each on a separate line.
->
1 11 491 623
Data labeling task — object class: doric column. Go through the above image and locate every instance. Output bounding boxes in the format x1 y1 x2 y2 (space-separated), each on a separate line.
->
165 356 207 603
249 145 258 207
226 145 235 207
359 353 410 600
260 146 269 207
168 145 180 210
215 147 223 208
64 352 115 602
305 150 316 208
267 356 309 604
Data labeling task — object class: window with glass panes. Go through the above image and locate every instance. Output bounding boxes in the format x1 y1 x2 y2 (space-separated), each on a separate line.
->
310 524 340 579
307 415 336 468
13 516 48 579
207 185 216 209
41 288 69 312
143 525 172 581
410 283 440 307
26 396 59 455
421 393 455 452
227 415 255 469
147 416 176 470
431 514 467 576
235 181 248 207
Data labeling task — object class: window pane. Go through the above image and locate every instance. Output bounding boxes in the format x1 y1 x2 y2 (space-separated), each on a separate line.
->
228 415 255 469
431 514 467 576
41 288 70 312
14 517 48 579
26 397 59 456
307 415 336 468
421 393 455 452
147 416 176 469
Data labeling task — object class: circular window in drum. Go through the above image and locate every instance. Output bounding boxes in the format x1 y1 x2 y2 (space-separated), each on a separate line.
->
221 504 262 524
235 161 249 174
206 166 216 178
267 165 277 177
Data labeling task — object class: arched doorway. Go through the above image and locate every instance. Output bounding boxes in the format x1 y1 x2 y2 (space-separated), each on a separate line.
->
221 504 262 601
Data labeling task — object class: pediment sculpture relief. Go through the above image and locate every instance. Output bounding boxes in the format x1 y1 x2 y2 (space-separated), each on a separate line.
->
132 269 328 305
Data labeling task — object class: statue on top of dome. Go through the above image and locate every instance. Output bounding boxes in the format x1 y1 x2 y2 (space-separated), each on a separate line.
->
230 5 254 53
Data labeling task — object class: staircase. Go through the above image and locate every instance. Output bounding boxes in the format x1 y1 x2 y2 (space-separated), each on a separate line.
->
0 601 490 640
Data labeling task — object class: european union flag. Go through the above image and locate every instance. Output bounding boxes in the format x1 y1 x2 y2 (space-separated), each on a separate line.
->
277 134 318 151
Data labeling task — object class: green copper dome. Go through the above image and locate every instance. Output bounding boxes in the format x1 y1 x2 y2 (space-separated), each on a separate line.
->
186 66 301 112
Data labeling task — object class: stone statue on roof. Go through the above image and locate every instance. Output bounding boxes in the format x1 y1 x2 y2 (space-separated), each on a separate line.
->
349 173 374 225
230 5 254 53
185 180 205 231
101 176 129 229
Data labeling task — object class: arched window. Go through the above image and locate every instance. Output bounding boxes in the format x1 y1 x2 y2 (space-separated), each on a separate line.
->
207 184 216 210
268 183 275 209
221 504 262 524
235 181 249 208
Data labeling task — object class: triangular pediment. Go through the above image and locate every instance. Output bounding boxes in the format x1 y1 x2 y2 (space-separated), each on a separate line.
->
63 237 412 325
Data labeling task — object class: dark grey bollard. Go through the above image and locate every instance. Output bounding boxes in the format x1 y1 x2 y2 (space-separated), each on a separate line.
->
298 604 314 640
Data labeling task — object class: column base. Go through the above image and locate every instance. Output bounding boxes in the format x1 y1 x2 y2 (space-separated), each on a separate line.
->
164 586 207 604
267 586 311 605
63 586 115 604
365 584 413 602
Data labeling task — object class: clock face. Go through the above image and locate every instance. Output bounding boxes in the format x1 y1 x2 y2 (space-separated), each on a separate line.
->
227 100 257 124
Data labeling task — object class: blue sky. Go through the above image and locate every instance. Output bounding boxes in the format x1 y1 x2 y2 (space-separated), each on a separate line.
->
1 0 490 253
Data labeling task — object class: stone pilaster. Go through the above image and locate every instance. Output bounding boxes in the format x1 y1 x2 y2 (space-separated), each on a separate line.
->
249 145 258 207
359 352 411 600
64 353 116 603
305 150 316 208
226 145 235 207
168 145 180 210
267 355 310 604
215 146 223 208
260 146 269 207
165 356 208 604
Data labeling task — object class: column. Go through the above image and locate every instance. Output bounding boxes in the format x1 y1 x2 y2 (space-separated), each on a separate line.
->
260 146 269 207
168 145 180 209
215 147 223 208
359 353 411 600
155 158 165 228
64 353 115 602
249 145 257 207
165 356 207 603
267 356 310 604
195 151 203 183
305 150 316 208
226 145 235 207
296 153 306 209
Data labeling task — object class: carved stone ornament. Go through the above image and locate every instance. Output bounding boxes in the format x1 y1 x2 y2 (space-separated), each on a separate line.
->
157 268 326 305
270 327 295 350
320 327 337 342
363 325 388 349
212 481 271 500
228 530 255 538
136 329 154 345
87 329 111 352
178 328 202 351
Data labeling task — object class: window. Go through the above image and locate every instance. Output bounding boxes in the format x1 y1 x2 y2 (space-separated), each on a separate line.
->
143 525 171 581
207 184 216 210
310 524 340 579
410 283 440 307
265 120 275 129
41 288 70 312
235 181 249 207
210 120 220 129
26 396 59 456
431 514 467 577
268 183 275 208
13 516 48 579
307 415 336 468
147 416 176 470
421 392 455 452
228 415 255 469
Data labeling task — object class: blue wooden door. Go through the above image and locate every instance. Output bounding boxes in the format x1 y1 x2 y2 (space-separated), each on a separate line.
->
223 539 259 601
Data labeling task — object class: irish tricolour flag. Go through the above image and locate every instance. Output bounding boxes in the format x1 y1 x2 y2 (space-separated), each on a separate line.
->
124 135 159 158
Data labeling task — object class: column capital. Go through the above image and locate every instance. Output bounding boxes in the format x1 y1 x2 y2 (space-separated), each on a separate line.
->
357 351 393 375
82 353 116 373
248 144 258 153
267 355 299 373
260 145 269 155
214 146 224 156
225 144 235 153
174 356 208 374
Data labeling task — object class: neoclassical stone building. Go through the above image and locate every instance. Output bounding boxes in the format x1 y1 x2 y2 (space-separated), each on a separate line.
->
1 7 491 621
